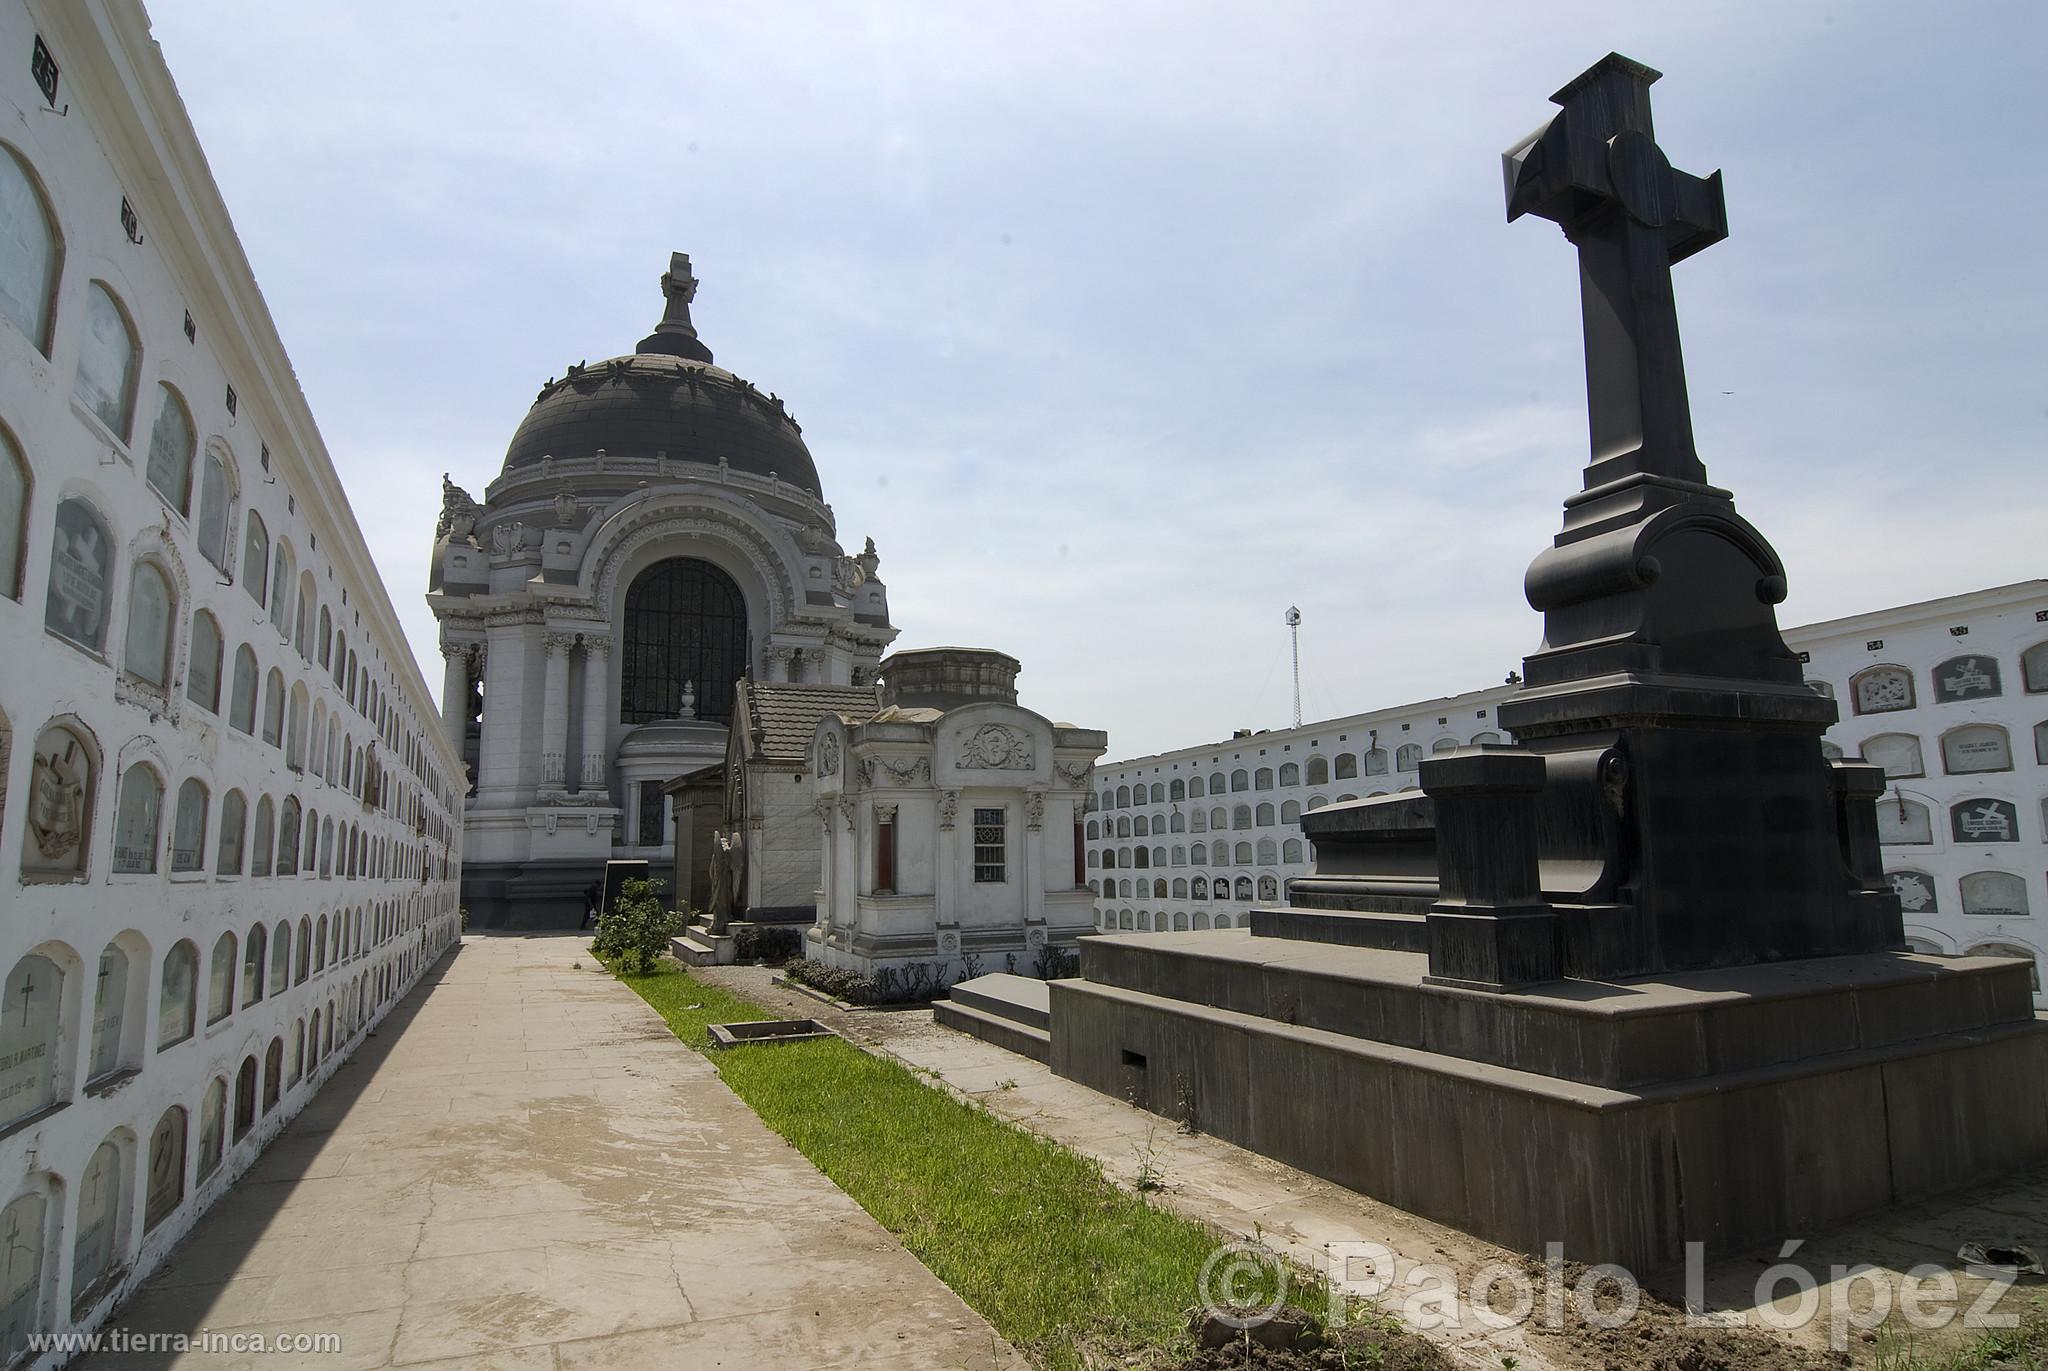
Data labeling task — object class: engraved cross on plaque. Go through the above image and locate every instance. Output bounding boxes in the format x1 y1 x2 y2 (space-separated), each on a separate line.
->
1505 53 1727 491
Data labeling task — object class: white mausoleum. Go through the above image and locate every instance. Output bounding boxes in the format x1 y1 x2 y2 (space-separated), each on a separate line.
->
0 3 465 1361
810 649 1106 980
428 255 897 927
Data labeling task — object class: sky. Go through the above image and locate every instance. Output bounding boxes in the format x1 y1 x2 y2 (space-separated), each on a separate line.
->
147 0 2047 762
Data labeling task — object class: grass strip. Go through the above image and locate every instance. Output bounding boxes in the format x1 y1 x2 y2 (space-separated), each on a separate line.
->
614 961 1304 1368
1876 1305 2048 1371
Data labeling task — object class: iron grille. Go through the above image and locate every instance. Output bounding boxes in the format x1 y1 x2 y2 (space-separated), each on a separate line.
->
973 808 1006 883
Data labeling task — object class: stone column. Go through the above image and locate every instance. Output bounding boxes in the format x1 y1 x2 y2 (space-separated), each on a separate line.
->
577 637 611 797
474 621 526 800
539 632 572 788
438 643 468 749
1420 747 1557 990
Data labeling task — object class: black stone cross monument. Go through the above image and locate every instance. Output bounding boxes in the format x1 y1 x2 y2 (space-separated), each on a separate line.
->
1035 54 2048 1272
1486 53 1903 979
1275 53 1903 985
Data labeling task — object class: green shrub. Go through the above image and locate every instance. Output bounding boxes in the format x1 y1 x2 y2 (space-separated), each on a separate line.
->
591 878 685 974
734 925 803 965
783 956 948 1005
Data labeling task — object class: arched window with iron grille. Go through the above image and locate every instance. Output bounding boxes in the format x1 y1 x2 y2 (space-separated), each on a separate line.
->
620 558 748 724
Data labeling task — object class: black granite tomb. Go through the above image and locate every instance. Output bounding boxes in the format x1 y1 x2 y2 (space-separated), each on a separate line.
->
1027 54 2048 1270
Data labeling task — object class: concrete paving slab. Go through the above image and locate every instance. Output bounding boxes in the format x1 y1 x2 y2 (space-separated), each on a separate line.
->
79 935 1027 1370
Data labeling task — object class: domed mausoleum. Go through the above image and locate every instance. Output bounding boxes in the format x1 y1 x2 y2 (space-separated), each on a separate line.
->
429 254 899 927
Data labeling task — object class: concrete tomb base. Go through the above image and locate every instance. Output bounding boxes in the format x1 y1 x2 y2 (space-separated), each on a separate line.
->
1046 930 2048 1271
937 974 1052 1064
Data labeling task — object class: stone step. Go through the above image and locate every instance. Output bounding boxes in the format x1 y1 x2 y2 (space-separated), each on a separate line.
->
1073 931 2040 1091
670 934 719 968
933 1000 1051 1065
946 973 1051 1031
1248 905 1431 951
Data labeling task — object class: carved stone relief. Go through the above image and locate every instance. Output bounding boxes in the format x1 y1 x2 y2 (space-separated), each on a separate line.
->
958 724 1033 771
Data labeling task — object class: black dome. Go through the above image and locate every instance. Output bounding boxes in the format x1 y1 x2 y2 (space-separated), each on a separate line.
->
502 354 822 498
500 252 824 498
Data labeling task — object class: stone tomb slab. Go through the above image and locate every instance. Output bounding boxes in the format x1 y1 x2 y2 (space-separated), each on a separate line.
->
1051 933 2048 1270
1075 929 2033 1090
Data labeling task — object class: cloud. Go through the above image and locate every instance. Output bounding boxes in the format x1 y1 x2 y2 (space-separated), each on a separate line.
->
148 0 2048 762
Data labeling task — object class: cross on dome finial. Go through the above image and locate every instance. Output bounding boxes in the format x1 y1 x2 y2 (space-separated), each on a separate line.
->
662 252 699 305
638 250 714 363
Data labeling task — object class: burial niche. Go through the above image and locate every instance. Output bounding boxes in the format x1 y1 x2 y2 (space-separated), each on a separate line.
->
71 1140 121 1314
21 723 93 881
1860 732 1924 778
86 942 129 1083
110 764 163 874
1941 724 2012 775
196 1078 225 1180
0 427 25 602
2025 641 2048 694
1889 870 1938 915
1875 796 1933 845
0 1189 48 1362
156 942 196 1050
1961 873 2029 918
1933 655 2002 704
171 779 208 873
0 955 61 1129
144 1108 184 1231
43 499 112 652
1951 799 2019 844
1851 665 1915 715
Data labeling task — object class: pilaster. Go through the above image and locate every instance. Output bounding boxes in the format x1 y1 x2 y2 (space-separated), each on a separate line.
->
576 636 611 796
539 631 574 787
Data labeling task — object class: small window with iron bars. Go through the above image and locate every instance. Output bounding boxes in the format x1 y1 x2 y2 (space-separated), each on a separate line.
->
972 807 1006 883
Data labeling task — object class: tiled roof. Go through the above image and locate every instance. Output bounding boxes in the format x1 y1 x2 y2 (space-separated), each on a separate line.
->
739 680 882 763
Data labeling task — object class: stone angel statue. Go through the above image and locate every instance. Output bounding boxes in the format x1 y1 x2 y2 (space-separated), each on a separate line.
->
436 474 482 547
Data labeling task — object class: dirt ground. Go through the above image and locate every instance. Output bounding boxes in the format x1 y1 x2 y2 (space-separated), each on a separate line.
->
1165 1312 1455 1371
1518 1258 1850 1371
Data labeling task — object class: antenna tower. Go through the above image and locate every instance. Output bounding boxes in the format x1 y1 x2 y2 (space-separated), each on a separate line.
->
1285 606 1303 727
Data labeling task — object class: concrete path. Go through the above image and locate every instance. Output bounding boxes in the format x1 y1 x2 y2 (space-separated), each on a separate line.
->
87 935 1024 1370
